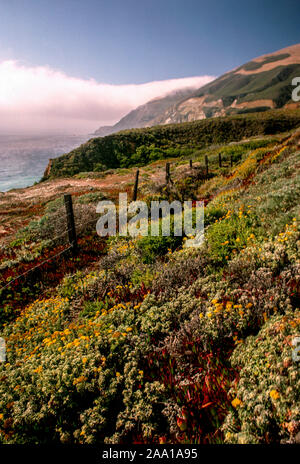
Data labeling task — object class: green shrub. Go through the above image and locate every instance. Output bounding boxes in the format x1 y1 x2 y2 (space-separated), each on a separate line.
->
94 163 107 172
206 209 258 264
204 205 227 227
137 234 182 264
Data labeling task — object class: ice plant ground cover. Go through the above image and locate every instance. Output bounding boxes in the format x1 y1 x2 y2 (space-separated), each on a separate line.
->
0 127 299 444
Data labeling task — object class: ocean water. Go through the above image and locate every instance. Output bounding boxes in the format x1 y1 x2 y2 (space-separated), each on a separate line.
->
0 134 90 192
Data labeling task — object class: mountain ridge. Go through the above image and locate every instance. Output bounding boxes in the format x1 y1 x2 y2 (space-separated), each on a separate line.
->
93 87 201 137
93 43 300 136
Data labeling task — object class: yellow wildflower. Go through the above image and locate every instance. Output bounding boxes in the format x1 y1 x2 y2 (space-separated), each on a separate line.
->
232 398 242 408
270 390 280 400
33 366 43 374
73 376 86 385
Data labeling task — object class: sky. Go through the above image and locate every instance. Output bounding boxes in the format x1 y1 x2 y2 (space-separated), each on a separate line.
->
0 0 299 134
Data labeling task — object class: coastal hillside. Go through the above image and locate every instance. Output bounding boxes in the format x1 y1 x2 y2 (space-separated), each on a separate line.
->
93 44 300 135
43 109 300 179
152 43 300 124
0 120 299 444
93 88 198 137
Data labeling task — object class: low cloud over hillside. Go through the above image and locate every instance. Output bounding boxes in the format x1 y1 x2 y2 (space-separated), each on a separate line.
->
0 60 214 133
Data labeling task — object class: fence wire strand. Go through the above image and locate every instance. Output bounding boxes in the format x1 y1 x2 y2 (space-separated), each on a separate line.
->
0 245 72 292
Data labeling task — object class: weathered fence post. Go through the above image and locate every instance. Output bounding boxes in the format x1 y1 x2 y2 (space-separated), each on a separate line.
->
219 153 222 167
132 169 139 201
205 155 209 176
166 162 171 183
189 159 193 169
64 194 78 254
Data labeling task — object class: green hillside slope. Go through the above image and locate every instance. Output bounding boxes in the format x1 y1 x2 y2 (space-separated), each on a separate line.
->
43 109 300 179
195 64 300 105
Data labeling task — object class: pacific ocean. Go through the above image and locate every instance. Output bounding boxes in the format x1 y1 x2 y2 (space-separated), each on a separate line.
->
0 133 90 192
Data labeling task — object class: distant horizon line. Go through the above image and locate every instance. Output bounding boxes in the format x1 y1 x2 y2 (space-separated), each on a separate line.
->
0 131 91 137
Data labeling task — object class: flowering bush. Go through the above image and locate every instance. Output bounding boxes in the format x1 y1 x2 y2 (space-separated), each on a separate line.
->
223 310 300 444
206 206 258 264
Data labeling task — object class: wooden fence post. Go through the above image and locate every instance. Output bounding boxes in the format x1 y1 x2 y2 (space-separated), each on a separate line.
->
219 153 222 167
189 159 193 169
64 194 78 254
205 155 209 176
166 162 171 183
132 169 139 201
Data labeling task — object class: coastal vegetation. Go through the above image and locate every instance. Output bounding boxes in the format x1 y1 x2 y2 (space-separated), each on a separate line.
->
0 110 299 444
43 109 300 178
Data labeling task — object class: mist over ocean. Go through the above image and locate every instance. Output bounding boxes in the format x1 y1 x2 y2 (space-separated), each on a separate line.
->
0 134 90 192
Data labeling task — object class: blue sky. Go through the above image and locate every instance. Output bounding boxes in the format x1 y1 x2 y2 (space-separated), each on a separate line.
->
0 0 299 84
0 0 299 133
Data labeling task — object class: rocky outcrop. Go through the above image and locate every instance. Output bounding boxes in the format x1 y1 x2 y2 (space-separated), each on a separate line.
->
43 158 53 179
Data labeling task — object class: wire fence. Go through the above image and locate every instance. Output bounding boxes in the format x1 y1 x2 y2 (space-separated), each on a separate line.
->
0 153 231 293
0 246 72 292
0 193 99 293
